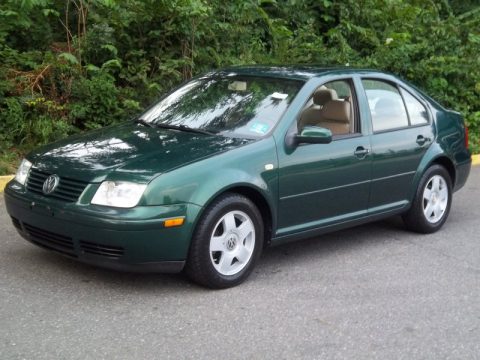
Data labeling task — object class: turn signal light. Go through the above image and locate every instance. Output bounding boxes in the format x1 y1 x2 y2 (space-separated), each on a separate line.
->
164 217 185 228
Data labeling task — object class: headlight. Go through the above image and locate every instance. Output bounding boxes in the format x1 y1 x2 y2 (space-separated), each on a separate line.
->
91 181 147 208
14 159 32 185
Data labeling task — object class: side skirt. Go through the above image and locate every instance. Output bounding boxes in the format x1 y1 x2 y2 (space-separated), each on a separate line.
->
270 203 409 246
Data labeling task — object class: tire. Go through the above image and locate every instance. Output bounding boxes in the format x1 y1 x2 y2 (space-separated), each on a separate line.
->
403 164 452 234
185 193 264 289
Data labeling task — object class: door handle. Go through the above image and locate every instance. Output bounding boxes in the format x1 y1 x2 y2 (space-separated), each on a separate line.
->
354 146 370 159
416 135 431 146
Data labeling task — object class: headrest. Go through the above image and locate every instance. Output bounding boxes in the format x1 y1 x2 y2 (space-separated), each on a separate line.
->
313 89 338 106
321 100 350 123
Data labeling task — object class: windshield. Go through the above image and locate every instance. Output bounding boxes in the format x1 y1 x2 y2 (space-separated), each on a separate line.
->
139 75 304 138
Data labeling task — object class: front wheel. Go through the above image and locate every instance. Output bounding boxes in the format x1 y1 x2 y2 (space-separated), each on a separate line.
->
185 193 264 289
403 165 452 234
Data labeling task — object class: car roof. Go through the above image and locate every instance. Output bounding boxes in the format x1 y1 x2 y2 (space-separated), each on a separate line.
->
216 65 447 111
219 65 392 81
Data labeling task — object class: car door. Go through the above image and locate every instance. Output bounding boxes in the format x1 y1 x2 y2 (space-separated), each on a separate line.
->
276 78 372 237
360 78 434 212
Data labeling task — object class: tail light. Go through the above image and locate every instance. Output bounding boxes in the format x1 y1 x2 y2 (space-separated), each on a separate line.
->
465 126 469 149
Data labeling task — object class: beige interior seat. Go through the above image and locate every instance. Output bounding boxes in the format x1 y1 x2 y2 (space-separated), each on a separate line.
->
298 89 338 131
317 99 351 135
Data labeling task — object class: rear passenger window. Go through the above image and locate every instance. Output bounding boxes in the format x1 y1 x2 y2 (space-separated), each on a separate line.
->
362 80 409 132
400 88 429 125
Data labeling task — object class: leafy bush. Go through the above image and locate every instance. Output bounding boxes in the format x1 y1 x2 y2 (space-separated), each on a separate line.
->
69 72 122 129
0 0 479 174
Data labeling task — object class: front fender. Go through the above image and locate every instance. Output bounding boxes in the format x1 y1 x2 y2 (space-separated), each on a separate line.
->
142 137 279 222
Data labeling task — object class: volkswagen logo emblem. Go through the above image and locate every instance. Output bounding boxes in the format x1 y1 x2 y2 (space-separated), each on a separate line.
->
226 236 237 250
42 174 60 195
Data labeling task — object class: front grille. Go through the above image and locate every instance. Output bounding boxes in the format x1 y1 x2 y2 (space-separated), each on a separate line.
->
24 223 76 257
80 240 125 259
26 168 88 202
11 216 22 230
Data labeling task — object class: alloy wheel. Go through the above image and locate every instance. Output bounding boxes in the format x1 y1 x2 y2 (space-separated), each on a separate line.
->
209 210 255 276
422 174 449 224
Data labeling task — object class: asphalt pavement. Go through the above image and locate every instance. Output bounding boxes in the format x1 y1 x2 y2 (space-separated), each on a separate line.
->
1 167 479 360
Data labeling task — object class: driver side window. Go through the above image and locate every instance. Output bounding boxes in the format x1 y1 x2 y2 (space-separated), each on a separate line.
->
298 79 357 136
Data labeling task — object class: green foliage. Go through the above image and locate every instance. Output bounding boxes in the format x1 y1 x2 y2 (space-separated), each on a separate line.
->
69 72 123 129
58 52 79 64
0 0 479 174
0 95 72 146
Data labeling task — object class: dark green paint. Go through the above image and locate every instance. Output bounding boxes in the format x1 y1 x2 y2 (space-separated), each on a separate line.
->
28 122 252 183
4 66 472 270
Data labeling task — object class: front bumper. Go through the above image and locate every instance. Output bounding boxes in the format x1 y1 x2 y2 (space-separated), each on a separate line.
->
4 182 202 273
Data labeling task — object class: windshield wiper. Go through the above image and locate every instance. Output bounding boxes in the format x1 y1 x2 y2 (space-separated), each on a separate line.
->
133 118 154 128
134 118 215 135
153 123 215 136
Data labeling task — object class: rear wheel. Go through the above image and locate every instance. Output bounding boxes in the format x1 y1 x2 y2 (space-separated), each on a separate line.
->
185 193 263 289
403 165 452 233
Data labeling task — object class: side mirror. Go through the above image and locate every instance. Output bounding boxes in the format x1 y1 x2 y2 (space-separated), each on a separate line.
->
295 126 332 145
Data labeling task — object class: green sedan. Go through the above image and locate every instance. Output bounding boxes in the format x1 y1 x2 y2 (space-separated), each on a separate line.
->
5 66 471 288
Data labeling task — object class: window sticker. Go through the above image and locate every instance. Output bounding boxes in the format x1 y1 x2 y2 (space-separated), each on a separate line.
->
228 81 247 91
271 92 288 100
249 122 269 135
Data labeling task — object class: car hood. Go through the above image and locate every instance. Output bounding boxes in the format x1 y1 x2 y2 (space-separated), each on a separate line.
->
28 122 253 182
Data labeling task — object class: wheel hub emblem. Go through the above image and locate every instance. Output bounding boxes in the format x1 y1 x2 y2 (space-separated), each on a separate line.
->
226 236 236 250
42 174 60 194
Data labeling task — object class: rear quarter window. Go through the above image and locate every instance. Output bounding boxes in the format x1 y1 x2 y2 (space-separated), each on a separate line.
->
400 88 429 126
